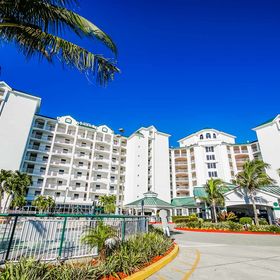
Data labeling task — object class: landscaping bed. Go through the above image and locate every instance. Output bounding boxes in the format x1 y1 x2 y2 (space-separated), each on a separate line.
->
0 230 174 280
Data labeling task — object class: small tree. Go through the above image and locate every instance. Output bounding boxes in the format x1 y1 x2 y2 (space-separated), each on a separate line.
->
201 178 225 223
32 195 55 212
233 160 275 226
81 221 117 260
99 195 116 214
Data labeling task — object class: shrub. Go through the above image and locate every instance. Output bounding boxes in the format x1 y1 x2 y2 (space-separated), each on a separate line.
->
218 211 237 222
259 218 268 225
173 214 198 224
239 217 253 225
249 225 280 233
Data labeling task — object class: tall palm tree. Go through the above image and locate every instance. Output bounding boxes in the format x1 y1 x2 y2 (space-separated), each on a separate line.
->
201 178 225 223
233 160 275 226
0 0 119 85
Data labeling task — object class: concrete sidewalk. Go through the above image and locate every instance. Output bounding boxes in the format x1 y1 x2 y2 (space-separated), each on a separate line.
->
148 228 280 280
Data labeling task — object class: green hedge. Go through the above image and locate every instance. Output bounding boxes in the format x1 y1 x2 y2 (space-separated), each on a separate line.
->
176 221 243 231
172 214 198 223
239 217 253 225
249 225 280 233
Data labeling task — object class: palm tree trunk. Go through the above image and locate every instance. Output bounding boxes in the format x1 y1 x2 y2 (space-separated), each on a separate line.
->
212 201 218 223
251 193 259 226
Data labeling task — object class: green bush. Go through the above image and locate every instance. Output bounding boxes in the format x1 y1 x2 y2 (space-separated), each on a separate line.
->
172 214 198 223
259 218 268 225
239 217 253 225
0 232 173 280
176 221 243 231
249 225 280 233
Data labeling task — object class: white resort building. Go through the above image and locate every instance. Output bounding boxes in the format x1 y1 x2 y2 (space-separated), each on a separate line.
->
0 81 280 220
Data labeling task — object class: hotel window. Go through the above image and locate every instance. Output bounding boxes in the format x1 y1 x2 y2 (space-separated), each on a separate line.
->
35 190 41 196
55 192 61 197
208 171 218 177
61 159 66 163
98 165 102 169
111 166 116 171
80 152 85 156
205 147 214 153
65 139 70 144
113 148 117 153
110 186 115 190
200 134 203 140
78 161 83 166
96 184 101 190
37 178 43 184
213 133 217 138
47 135 53 141
206 155 215 160
63 149 68 154
77 172 82 177
76 182 81 187
43 156 48 162
40 167 46 174
207 163 216 169
111 176 115 181
58 180 63 186
206 133 211 139
74 194 79 199
95 195 99 200
59 169 64 174
45 145 51 151
81 142 86 147
97 174 102 179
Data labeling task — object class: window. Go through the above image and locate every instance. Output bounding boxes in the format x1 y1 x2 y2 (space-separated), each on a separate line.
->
37 178 43 184
213 133 216 138
74 194 79 199
59 169 64 174
35 190 41 196
40 167 46 173
65 139 70 144
78 161 83 166
45 145 51 151
206 133 211 139
96 184 101 190
99 155 104 159
61 159 66 163
47 135 53 141
111 176 115 181
206 146 214 153
81 142 86 147
200 134 203 140
55 192 61 197
176 209 182 216
63 149 68 153
94 195 99 200
98 165 102 169
207 163 216 169
77 172 82 177
113 148 117 153
76 182 81 186
206 155 215 160
208 171 218 177
80 152 85 156
43 156 48 162
97 174 102 179
110 186 115 190
111 166 116 171
58 180 63 185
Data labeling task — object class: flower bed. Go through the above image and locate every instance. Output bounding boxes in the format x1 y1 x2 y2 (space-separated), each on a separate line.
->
175 221 280 235
0 232 175 280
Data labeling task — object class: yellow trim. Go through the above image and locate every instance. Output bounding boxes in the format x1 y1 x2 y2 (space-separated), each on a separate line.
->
125 244 179 280
182 249 201 280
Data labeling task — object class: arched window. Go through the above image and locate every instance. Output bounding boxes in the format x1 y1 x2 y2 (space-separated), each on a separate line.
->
200 134 203 140
213 133 216 139
206 133 211 139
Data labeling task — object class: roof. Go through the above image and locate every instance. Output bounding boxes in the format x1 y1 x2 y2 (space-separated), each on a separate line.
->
171 197 196 207
253 115 280 130
194 185 280 198
260 186 280 197
178 128 236 143
193 184 237 198
125 192 173 208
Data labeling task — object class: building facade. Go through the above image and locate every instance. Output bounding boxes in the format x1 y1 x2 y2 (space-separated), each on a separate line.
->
0 81 280 218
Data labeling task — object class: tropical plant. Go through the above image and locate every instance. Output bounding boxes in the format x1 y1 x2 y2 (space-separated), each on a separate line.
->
10 195 26 209
233 159 275 226
81 221 117 261
0 170 31 212
0 0 119 85
99 195 116 214
239 217 253 225
218 211 237 222
200 178 225 223
32 195 55 212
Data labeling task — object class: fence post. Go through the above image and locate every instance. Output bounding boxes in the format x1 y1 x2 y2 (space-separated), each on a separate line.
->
58 216 67 259
121 218 126 242
5 215 18 261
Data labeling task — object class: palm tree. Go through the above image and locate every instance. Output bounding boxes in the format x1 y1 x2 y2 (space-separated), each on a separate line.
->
0 0 119 85
81 220 117 261
0 169 13 211
201 178 225 223
32 195 55 212
233 160 275 226
99 194 116 214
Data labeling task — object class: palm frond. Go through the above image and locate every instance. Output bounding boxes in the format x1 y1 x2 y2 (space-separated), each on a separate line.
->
0 0 117 54
0 23 119 85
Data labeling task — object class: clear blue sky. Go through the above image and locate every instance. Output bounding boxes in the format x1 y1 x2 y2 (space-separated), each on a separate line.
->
1 0 280 146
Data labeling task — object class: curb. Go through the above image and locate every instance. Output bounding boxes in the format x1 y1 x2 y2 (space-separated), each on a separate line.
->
175 228 280 235
125 244 179 280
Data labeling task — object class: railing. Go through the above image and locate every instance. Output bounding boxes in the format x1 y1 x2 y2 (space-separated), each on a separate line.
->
0 214 148 264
